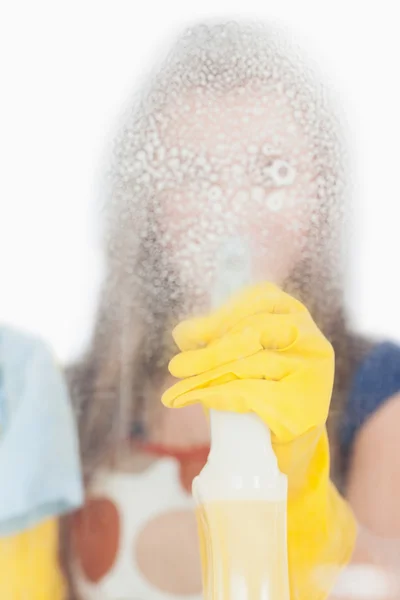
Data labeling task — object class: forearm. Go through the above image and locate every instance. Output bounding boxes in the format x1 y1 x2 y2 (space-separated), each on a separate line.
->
330 394 400 598
346 393 400 538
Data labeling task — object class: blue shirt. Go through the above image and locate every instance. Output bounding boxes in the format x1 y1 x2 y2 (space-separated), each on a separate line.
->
341 342 400 460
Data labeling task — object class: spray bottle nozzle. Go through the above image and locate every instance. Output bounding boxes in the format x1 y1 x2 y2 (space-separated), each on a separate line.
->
213 236 252 308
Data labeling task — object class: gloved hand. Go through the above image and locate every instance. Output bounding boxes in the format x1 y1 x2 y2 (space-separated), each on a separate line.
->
162 282 356 600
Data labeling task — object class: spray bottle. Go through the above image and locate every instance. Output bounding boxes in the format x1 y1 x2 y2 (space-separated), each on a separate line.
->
192 238 290 600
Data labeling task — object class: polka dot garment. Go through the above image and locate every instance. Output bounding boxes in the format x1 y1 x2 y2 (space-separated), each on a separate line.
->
71 447 208 600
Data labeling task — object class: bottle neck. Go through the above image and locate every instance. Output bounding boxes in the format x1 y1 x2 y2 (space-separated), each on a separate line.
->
208 409 279 475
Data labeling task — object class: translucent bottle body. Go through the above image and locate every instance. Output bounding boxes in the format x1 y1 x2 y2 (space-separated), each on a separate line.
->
193 411 290 600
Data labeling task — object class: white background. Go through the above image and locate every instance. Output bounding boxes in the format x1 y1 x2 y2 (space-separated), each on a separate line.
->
0 1 399 362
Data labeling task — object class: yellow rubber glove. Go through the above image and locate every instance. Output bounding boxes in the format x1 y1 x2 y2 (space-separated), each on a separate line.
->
162 282 356 600
0 518 65 599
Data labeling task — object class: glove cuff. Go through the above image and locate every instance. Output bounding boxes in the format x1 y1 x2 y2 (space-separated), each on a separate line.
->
286 433 357 600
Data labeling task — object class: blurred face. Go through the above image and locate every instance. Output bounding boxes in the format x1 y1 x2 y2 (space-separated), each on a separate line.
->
157 85 318 309
150 88 320 440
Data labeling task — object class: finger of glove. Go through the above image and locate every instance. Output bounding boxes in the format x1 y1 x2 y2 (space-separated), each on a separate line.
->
169 328 263 378
163 355 331 440
163 378 312 443
172 282 307 352
229 312 302 351
228 311 334 360
164 350 297 411
169 317 298 379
